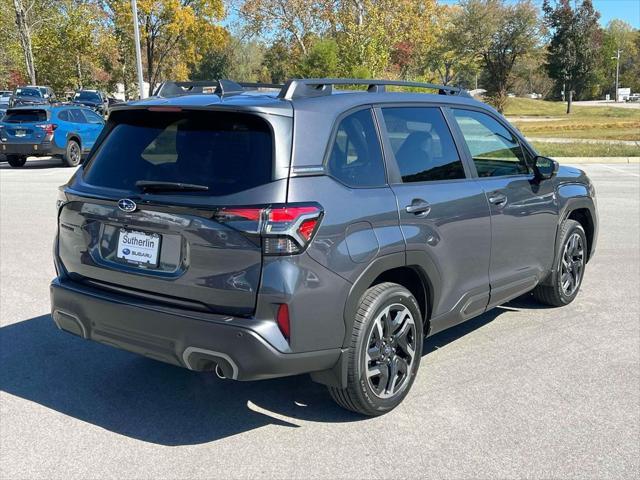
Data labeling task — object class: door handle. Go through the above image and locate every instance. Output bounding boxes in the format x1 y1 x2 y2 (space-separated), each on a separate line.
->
405 199 431 216
488 192 508 207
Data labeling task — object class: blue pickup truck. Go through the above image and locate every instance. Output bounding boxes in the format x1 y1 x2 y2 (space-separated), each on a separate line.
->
0 104 105 167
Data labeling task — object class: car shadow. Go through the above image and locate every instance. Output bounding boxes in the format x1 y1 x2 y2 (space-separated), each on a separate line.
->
0 298 531 446
0 156 68 170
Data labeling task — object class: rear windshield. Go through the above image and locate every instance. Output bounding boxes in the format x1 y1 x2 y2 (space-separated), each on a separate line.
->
3 109 47 123
83 110 274 196
75 91 101 101
15 88 42 97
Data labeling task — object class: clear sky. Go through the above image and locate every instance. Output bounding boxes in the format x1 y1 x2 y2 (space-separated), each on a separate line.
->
439 0 640 28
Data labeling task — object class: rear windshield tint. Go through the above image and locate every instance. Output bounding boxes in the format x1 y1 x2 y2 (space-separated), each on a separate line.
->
15 88 42 97
3 110 47 123
83 110 274 196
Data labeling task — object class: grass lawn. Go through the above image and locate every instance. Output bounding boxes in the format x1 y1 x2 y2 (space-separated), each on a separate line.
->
532 141 640 158
504 98 640 142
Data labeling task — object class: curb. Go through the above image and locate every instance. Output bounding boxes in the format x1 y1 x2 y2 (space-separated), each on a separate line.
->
554 157 640 164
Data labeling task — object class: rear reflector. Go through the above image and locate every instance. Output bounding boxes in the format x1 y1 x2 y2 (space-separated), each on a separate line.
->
276 304 290 339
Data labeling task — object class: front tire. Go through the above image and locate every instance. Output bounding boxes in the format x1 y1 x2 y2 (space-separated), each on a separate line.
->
329 282 423 416
7 155 26 168
533 219 587 307
63 139 82 167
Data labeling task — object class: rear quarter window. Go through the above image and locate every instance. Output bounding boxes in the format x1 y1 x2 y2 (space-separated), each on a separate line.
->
83 110 274 196
327 108 386 188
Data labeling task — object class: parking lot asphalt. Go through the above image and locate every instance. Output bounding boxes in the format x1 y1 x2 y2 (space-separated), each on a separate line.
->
1 159 638 479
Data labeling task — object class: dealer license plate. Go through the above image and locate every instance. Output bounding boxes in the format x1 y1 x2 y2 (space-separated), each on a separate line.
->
116 229 161 266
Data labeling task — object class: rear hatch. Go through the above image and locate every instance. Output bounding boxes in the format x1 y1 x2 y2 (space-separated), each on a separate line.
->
0 109 49 144
57 107 292 315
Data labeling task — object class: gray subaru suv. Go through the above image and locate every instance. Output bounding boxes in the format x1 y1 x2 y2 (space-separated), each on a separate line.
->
51 79 598 416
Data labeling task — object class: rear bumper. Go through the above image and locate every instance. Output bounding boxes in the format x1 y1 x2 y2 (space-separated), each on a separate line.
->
50 277 341 381
0 142 61 156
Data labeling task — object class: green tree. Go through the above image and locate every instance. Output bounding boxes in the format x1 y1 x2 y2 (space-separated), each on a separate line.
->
543 0 601 113
456 0 540 112
599 20 639 97
0 0 25 87
33 1 107 93
262 40 296 83
238 0 331 55
296 38 338 77
191 37 268 82
423 4 479 86
511 47 555 98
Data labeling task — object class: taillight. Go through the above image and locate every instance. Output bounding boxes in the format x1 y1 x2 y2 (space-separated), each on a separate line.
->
38 123 57 137
215 203 323 255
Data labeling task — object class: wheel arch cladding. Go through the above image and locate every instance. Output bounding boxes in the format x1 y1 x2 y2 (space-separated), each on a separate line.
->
370 266 430 332
342 254 434 349
567 208 594 262
68 135 81 148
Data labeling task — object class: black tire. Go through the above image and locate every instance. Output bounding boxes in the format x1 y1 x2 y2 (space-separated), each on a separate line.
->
533 219 587 307
63 139 82 167
328 282 423 416
7 155 26 168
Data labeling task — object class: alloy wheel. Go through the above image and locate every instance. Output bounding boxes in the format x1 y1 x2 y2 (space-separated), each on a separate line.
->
68 142 81 165
561 232 584 296
365 303 417 399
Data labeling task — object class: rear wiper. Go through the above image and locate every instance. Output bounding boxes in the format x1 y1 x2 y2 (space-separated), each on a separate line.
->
135 180 209 192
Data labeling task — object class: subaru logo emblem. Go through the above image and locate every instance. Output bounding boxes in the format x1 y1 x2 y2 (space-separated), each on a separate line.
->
118 198 137 213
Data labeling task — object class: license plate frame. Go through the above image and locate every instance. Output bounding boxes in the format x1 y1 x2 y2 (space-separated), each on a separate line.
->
116 228 161 267
15 129 26 137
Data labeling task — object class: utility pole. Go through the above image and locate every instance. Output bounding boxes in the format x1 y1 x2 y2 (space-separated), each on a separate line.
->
131 0 145 100
612 49 622 102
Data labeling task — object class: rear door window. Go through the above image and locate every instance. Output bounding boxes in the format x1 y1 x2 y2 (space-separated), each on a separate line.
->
2 110 47 123
83 110 274 196
381 107 465 182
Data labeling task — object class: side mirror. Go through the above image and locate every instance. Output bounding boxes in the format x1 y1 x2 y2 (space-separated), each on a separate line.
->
533 156 559 181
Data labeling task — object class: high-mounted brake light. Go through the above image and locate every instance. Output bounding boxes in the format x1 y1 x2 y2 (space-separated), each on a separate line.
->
215 204 323 255
147 106 183 112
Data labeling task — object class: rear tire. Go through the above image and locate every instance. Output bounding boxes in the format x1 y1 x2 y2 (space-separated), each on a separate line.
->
328 282 423 416
63 139 82 167
7 155 26 168
533 219 587 307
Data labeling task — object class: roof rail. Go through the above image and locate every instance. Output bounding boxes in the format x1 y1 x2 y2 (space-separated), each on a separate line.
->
278 78 468 100
153 80 284 98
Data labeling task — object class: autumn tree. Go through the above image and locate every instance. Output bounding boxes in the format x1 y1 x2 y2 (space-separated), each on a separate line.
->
119 0 227 96
543 0 601 113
